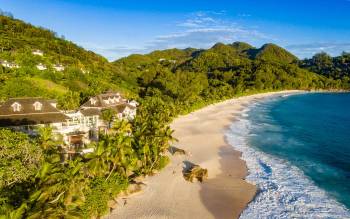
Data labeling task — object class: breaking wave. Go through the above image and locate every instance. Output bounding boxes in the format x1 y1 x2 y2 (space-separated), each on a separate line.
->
226 104 350 219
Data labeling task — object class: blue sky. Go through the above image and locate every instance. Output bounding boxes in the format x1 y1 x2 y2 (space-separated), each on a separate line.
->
1 0 350 60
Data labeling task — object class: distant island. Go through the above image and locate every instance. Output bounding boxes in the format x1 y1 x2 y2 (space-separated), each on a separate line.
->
0 13 349 218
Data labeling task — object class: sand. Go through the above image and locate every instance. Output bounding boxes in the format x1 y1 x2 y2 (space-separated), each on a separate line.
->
108 90 302 219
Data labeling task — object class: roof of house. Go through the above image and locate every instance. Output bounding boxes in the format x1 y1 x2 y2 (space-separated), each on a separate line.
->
115 105 126 113
79 108 101 117
0 98 69 126
79 103 133 117
47 100 57 106
81 92 125 108
125 103 137 109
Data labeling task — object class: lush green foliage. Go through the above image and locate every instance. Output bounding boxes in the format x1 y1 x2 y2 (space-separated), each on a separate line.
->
300 52 350 88
0 129 42 189
1 13 349 218
0 14 138 107
101 108 116 128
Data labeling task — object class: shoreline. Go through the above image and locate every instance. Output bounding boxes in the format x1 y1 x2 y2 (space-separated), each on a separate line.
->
229 91 350 218
108 90 304 219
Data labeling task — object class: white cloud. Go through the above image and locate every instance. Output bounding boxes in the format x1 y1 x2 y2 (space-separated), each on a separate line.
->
145 12 271 52
238 13 252 17
83 11 272 61
286 42 350 58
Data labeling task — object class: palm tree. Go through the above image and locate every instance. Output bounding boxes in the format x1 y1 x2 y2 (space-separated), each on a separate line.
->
101 108 116 129
26 159 87 218
37 126 56 151
84 140 110 177
112 119 132 134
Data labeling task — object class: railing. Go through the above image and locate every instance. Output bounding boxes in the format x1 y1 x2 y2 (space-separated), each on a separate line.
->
54 124 90 134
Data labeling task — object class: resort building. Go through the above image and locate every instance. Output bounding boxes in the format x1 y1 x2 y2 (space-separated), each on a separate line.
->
0 98 69 136
32 49 44 56
80 91 137 120
59 110 101 153
0 92 137 155
53 64 65 72
36 63 47 71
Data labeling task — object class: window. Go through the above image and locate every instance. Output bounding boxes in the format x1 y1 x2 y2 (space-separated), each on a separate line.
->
11 102 21 112
33 101 43 111
90 98 97 105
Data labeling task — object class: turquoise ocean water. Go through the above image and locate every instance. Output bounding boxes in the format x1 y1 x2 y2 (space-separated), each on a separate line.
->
227 93 350 218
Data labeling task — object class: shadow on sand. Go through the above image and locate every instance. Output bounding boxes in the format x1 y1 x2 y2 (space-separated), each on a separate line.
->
197 144 256 219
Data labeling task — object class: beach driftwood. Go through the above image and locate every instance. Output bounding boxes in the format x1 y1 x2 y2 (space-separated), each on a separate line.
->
183 161 208 183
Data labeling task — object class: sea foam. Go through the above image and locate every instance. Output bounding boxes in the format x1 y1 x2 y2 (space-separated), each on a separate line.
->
226 105 350 219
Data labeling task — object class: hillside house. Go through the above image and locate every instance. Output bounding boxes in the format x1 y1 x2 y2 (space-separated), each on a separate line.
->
32 49 44 56
53 64 65 71
59 110 100 154
36 63 47 70
80 92 137 120
1 60 20 69
0 98 97 157
0 98 69 136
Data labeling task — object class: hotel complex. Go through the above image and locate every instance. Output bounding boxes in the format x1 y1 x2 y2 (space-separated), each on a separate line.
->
0 92 137 155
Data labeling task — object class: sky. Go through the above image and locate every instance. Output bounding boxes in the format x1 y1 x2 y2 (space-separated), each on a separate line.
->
1 0 350 61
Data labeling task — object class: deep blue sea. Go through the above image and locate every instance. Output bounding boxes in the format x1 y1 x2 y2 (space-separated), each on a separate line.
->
227 93 350 218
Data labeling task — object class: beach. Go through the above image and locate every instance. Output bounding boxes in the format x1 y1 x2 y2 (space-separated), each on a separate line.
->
108 90 302 219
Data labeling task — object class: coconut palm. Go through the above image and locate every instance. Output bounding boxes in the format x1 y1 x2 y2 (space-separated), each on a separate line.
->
84 140 110 177
26 159 87 218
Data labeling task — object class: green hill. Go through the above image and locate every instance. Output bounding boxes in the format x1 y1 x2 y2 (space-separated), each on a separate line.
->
113 42 345 114
300 52 350 87
250 43 298 63
230 41 255 51
0 14 137 108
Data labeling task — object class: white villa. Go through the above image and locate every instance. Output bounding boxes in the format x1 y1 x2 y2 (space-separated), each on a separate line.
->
32 49 44 56
0 97 70 137
53 64 65 72
36 63 47 70
158 58 176 64
0 92 137 155
80 92 138 120
1 60 20 69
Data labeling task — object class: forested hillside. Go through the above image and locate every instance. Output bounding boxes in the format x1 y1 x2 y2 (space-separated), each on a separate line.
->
0 14 137 110
300 52 350 82
114 42 347 114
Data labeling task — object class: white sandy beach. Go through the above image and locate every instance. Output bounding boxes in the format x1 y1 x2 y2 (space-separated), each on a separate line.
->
108 90 302 219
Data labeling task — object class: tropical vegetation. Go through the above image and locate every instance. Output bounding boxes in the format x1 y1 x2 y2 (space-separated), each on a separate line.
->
1 11 350 218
